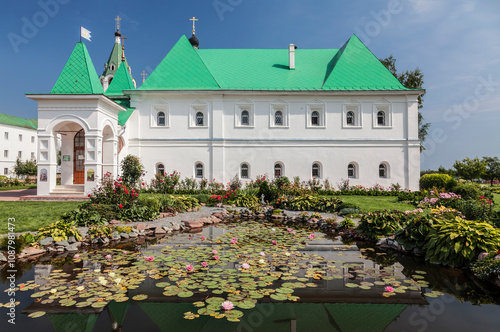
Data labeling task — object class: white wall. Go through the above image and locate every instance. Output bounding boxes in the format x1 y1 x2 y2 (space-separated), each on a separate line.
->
0 123 37 177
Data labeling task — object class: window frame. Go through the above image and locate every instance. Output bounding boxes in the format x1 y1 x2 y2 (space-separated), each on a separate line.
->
270 102 289 128
235 102 254 128
190 101 209 128
312 163 321 179
151 104 170 128
156 163 165 176
4 132 8 140
348 163 357 179
274 162 284 178
343 102 362 128
195 163 204 178
373 102 392 128
379 162 390 179
195 112 204 126
3 150 8 158
306 102 326 128
240 163 249 179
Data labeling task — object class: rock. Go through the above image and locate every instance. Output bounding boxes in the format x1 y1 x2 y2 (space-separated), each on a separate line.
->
39 237 54 246
129 232 138 238
212 213 223 219
109 220 120 225
55 240 69 247
19 247 46 258
494 255 500 260
170 222 181 231
162 226 172 233
111 232 120 240
182 219 204 229
102 237 110 244
68 236 76 244
376 237 388 246
202 217 213 225
478 252 489 261
136 223 146 231
412 248 424 256
56 247 65 252
154 227 166 234
120 232 130 239
0 252 7 262
211 217 221 224
66 244 78 252
257 214 265 219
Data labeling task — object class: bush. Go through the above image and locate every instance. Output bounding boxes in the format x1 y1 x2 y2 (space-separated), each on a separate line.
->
338 207 361 216
120 155 144 188
161 195 200 213
423 218 500 267
357 211 405 239
420 174 457 191
61 206 108 227
340 217 355 229
395 215 434 251
36 220 83 242
193 194 212 204
451 183 482 200
397 191 425 203
87 225 112 240
138 196 161 212
470 254 500 280
283 195 342 213
228 193 260 209
258 180 278 203
151 171 181 194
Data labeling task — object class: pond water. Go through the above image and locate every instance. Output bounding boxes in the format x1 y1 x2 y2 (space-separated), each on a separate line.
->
1 221 500 332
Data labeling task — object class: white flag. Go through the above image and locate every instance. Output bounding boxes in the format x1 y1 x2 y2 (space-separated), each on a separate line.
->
81 26 91 41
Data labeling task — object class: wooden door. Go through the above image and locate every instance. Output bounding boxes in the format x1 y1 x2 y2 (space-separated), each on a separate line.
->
73 129 85 184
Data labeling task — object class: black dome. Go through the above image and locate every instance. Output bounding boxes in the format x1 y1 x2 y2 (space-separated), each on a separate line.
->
189 34 199 48
115 30 121 37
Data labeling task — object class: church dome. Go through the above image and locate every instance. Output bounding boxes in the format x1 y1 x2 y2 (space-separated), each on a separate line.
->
188 34 199 49
115 30 121 37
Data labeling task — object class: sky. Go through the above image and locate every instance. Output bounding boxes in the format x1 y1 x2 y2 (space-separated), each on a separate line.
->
1 0 499 171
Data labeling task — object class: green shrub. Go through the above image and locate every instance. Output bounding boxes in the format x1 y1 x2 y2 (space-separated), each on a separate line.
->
36 220 83 242
470 254 500 280
228 193 260 209
420 174 457 191
451 183 482 200
340 217 356 229
0 233 36 252
357 211 404 239
338 207 361 216
423 218 500 267
395 215 434 251
120 155 144 188
138 196 161 212
193 194 212 204
397 191 425 203
258 180 278 203
274 176 291 189
87 225 112 240
119 204 158 222
161 195 200 212
61 205 108 227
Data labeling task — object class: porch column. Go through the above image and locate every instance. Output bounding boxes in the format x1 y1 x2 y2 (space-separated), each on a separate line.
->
37 133 57 195
83 132 103 194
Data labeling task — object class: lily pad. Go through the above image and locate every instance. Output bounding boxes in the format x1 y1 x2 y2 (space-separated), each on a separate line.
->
28 311 46 318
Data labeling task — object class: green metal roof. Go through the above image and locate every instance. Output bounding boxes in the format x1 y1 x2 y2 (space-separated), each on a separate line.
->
100 40 131 80
139 34 408 91
51 42 104 94
112 98 135 126
105 61 136 96
0 113 37 129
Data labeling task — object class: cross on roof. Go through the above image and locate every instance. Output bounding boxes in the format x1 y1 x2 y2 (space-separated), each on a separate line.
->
120 35 127 46
189 16 198 34
115 15 121 31
141 70 148 83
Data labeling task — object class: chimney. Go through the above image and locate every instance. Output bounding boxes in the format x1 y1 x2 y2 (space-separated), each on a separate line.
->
288 44 295 70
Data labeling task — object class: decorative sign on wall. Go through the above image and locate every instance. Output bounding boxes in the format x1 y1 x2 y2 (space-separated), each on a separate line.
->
63 155 70 161
40 169 47 182
86 169 94 182
78 155 84 160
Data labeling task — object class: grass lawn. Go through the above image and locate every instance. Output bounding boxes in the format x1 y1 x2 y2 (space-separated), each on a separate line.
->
0 201 81 234
493 194 500 211
331 195 415 212
0 185 37 191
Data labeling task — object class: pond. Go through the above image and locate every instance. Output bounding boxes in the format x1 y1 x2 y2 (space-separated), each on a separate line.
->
1 221 500 332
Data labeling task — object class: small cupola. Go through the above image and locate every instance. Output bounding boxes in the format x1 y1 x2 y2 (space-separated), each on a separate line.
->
188 16 199 49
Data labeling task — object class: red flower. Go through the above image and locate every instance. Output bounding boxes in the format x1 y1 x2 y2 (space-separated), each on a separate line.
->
125 189 129 194
118 184 121 187
142 182 145 186
160 179 164 182
135 193 139 197
119 204 123 208
88 194 91 197
119 178 122 181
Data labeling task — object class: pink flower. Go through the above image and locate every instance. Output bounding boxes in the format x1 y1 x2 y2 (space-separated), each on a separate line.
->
259 252 265 256
221 301 234 311
385 286 395 292
73 254 80 259
201 262 208 267
214 255 220 260
212 250 218 255
122 251 128 255
186 265 194 272
230 239 237 244
309 234 315 240
145 256 155 262
272 240 277 245
292 231 296 234
241 263 250 269
287 228 292 232
201 236 206 240
105 255 112 260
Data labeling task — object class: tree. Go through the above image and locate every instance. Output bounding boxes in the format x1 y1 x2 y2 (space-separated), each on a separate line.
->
380 55 430 152
481 156 500 186
120 155 144 188
452 157 486 181
13 158 37 177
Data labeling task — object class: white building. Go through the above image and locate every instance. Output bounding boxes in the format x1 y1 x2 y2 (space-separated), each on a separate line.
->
0 113 37 177
27 27 422 196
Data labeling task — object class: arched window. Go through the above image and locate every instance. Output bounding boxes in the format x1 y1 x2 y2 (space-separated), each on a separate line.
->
196 112 204 126
312 163 320 178
274 163 283 178
377 111 385 126
348 163 356 178
346 111 355 125
241 110 249 126
275 110 283 126
311 111 320 126
157 111 165 126
379 163 387 178
195 163 204 178
241 163 249 179
157 163 165 176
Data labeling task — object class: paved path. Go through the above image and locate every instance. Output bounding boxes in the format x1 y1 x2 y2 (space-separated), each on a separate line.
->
0 188 37 201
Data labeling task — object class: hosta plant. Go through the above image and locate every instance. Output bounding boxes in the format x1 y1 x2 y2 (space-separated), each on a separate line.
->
395 215 434 251
36 220 83 242
357 211 404 239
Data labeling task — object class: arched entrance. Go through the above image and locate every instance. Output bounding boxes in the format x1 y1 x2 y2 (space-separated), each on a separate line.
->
73 129 85 184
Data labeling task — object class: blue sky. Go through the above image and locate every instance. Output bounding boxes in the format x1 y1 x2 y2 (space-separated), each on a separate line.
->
1 0 499 170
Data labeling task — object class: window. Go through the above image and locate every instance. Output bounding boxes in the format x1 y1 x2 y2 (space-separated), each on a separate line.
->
18 151 22 159
31 136 35 143
31 152 35 159
19 134 23 141
274 111 283 126
241 110 249 126
3 168 8 175
195 163 204 178
379 163 388 178
311 111 320 126
346 111 355 125
4 132 8 140
241 163 249 179
3 150 7 158
111 64 115 71
274 163 283 178
377 111 385 126
157 163 165 176
348 163 356 178
157 112 165 126
196 112 204 126
312 163 320 178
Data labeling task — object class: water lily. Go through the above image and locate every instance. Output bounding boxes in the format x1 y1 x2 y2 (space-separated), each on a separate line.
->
385 286 395 292
272 240 277 245
309 234 315 240
230 239 237 244
76 286 84 291
123 251 128 255
108 272 116 278
212 250 218 255
114 278 122 285
285 252 291 256
292 231 296 234
99 279 108 285
259 259 265 264
50 288 57 294
221 301 234 311
271 228 275 232
287 228 292 232
105 254 112 260
201 236 206 240
259 252 266 256
94 269 101 273
241 263 250 269
214 255 220 260
201 262 208 267
186 265 194 272
73 254 80 259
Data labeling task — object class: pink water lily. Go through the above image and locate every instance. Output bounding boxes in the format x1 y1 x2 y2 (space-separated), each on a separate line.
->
201 262 208 267
200 236 206 240
212 250 218 255
145 256 155 262
241 263 250 269
122 251 128 255
287 228 292 232
309 234 315 240
105 255 112 260
385 286 395 292
272 240 277 245
221 301 234 311
186 265 194 272
259 252 266 256
230 239 237 244
214 255 220 260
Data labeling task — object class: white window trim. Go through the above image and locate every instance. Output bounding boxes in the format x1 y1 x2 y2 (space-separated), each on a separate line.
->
274 162 285 178
270 102 289 128
235 102 255 128
151 104 170 128
379 162 390 179
312 161 322 179
306 102 326 128
194 162 205 178
347 162 359 179
190 101 209 128
342 102 362 129
373 104 393 128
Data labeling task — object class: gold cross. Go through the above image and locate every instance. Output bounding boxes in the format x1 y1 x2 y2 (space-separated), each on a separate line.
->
115 15 121 31
189 16 198 34
141 70 148 83
120 35 127 46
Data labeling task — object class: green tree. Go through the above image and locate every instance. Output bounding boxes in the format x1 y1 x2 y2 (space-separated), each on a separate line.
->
120 155 144 188
452 157 486 181
13 158 37 177
380 55 430 152
481 156 500 186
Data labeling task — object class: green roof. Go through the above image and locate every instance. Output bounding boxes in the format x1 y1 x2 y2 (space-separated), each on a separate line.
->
51 42 104 94
100 40 131 79
139 34 408 91
0 113 37 129
105 61 136 96
113 99 135 126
